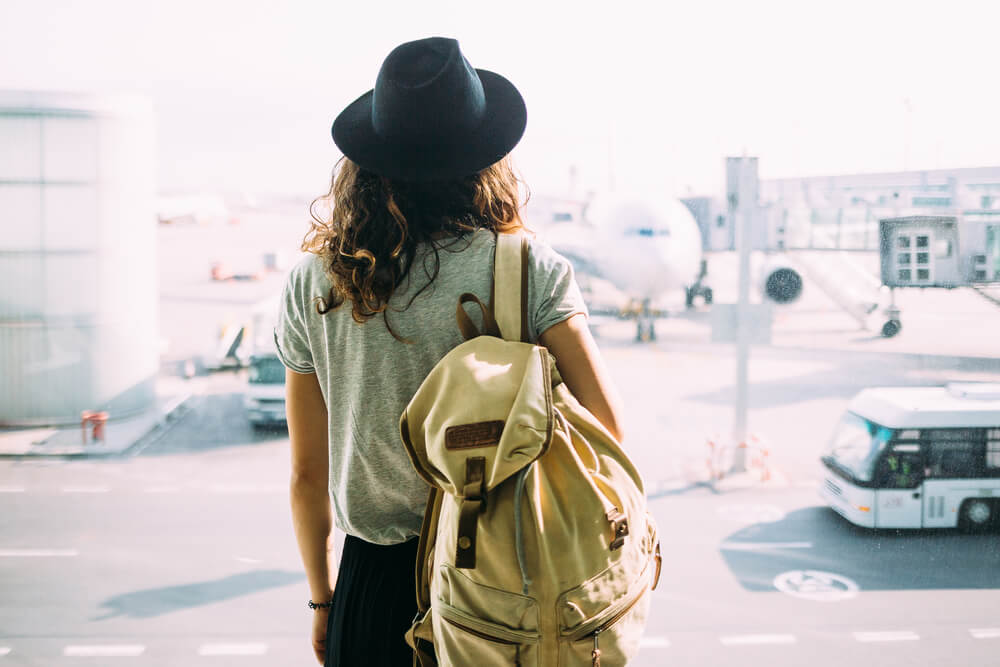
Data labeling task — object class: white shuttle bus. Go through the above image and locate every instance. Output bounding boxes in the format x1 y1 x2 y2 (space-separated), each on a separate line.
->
820 384 1000 530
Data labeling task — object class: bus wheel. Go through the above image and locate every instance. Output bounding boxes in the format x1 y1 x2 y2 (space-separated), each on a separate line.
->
959 499 993 531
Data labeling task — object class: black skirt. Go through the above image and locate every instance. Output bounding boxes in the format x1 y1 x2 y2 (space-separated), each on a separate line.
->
325 534 419 667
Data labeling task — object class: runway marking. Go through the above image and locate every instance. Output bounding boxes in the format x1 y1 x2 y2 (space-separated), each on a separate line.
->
208 484 284 494
721 541 813 551
61 485 111 494
639 636 671 648
853 631 919 642
773 570 859 602
197 643 268 656
143 485 181 493
0 486 25 493
720 634 797 646
970 628 1000 639
0 548 79 557
64 645 145 656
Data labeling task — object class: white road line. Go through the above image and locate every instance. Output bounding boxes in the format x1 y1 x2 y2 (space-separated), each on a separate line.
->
720 542 813 551
720 634 797 646
0 548 79 557
198 643 268 656
0 487 25 493
143 485 181 493
853 631 920 642
970 628 1000 639
61 486 111 494
639 636 671 648
208 485 285 494
64 645 145 656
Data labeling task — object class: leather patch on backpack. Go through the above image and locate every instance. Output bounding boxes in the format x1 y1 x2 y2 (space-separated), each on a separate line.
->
445 421 504 450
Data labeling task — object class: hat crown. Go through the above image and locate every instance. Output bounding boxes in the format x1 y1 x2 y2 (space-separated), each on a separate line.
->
371 37 486 145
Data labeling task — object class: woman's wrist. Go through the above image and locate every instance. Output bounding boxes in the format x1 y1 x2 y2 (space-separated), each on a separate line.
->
308 595 334 611
308 590 334 610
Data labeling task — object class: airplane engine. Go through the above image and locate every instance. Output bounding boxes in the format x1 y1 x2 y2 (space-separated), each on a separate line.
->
760 258 803 304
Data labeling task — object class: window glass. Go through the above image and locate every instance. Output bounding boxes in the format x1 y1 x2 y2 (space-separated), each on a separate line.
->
0 185 42 250
826 412 889 482
248 355 286 384
897 235 911 249
898 253 911 265
917 269 930 280
876 450 923 488
898 269 912 281
916 235 929 248
0 116 41 180
925 430 983 478
985 430 1000 470
42 117 99 183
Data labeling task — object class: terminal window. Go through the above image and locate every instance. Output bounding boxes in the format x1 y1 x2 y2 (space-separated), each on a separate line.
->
898 236 911 249
898 254 911 265
917 269 930 280
898 269 912 281
916 235 929 248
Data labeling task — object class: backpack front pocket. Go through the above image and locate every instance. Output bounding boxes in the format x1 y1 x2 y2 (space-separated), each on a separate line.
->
558 586 651 667
435 601 539 667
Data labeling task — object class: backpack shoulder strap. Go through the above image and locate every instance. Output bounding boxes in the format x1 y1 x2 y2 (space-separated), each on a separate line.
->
494 232 530 343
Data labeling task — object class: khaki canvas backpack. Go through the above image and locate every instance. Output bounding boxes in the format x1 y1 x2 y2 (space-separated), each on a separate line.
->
400 232 661 666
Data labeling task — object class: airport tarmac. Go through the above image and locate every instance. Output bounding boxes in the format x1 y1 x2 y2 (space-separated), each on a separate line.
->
2 204 998 666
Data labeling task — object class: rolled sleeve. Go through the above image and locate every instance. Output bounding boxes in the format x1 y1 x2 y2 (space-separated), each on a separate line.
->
527 239 589 342
274 273 315 374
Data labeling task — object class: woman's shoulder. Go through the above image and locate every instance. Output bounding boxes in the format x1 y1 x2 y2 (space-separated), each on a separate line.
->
279 252 331 314
523 232 574 275
284 252 328 288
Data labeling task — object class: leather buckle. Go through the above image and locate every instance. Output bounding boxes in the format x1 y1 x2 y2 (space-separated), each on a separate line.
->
606 508 629 551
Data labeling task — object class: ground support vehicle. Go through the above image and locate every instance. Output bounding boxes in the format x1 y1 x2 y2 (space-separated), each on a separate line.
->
820 384 1000 530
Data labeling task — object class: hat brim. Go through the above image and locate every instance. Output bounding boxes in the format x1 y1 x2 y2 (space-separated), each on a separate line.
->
332 69 526 182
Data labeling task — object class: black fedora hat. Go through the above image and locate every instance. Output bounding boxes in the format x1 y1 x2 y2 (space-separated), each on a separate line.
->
332 37 527 182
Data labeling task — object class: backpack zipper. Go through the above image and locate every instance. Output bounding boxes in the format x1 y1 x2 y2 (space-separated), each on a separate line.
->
442 615 522 645
441 615 526 666
569 576 651 666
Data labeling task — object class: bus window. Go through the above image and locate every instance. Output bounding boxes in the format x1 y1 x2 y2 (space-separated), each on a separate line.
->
987 429 1000 473
875 449 924 489
824 412 891 482
925 429 983 479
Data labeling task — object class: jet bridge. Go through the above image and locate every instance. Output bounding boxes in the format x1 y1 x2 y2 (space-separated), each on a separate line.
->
759 226 887 334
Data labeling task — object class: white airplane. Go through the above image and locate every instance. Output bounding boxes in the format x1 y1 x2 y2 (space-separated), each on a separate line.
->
533 192 712 341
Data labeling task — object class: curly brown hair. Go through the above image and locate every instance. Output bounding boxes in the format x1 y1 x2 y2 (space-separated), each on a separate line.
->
302 155 528 340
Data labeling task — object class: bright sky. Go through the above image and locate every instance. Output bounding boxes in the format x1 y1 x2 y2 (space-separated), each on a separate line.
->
3 0 999 200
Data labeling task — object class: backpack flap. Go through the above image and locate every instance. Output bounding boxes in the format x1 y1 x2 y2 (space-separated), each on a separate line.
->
400 335 555 497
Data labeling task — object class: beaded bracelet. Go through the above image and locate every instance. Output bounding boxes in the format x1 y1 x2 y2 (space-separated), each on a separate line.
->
308 598 334 610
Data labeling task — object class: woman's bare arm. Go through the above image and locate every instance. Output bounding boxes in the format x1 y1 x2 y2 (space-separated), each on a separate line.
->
538 313 626 442
286 368 336 603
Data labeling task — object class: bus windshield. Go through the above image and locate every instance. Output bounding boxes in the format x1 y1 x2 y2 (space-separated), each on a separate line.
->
248 355 286 385
824 412 892 482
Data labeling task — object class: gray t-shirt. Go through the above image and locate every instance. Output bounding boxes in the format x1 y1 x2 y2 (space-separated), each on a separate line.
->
274 228 587 544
